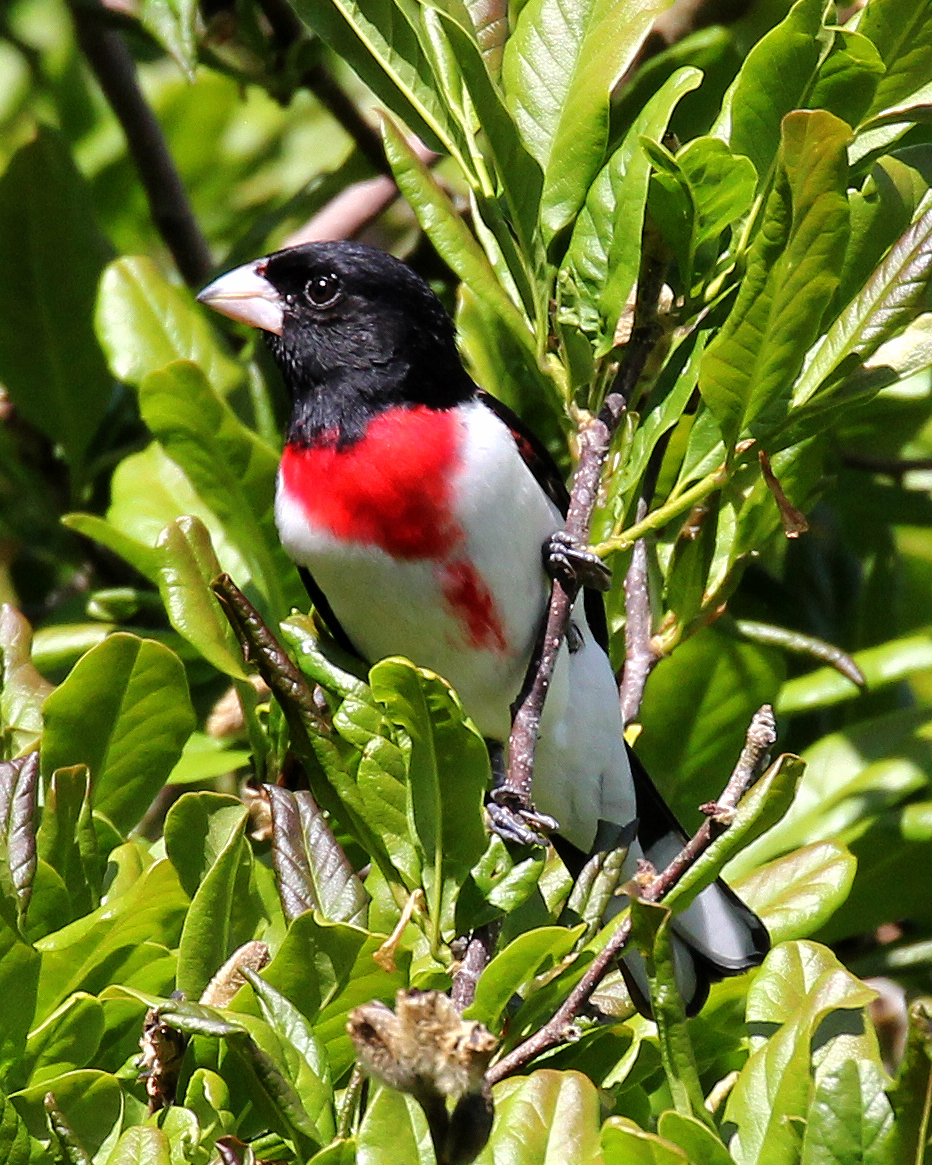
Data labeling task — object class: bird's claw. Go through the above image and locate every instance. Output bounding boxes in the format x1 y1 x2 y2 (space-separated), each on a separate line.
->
544 531 612 592
487 793 559 848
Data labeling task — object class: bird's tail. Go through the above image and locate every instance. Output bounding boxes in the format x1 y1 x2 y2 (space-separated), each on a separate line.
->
615 747 769 1015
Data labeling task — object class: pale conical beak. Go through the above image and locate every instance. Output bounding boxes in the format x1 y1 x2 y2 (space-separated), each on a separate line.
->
196 258 284 335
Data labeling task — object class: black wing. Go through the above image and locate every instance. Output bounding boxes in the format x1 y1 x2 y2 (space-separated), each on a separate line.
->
477 389 610 651
297 565 363 660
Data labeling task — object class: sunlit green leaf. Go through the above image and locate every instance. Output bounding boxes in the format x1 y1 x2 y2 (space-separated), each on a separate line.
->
476 1070 603 1164
730 841 856 943
96 257 242 393
41 634 195 836
700 109 851 445
502 0 669 238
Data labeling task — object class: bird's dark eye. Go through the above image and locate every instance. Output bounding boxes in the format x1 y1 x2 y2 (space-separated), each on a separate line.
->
304 273 341 308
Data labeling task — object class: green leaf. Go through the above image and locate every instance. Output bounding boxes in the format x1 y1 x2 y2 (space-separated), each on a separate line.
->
424 8 542 252
808 30 885 128
662 752 805 918
725 941 877 1165
41 634 195 836
836 153 932 315
734 704 932 870
22 993 104 1087
0 1088 49 1165
561 68 702 348
168 734 251 786
501 0 669 239
260 913 410 1080
96 257 242 393
657 1111 733 1165
800 1058 893 1165
103 1127 170 1165
601 1117 689 1164
242 969 336 1143
222 1023 324 1155
629 899 711 1127
357 1087 433 1165
777 629 932 714
322 677 422 891
700 109 851 445
369 658 488 939
886 1000 932 1165
715 0 833 186
465 924 584 1031
636 626 784 825
35 766 100 920
381 115 536 352
155 516 248 680
138 361 302 618
476 1070 603 1164
793 202 932 410
165 794 259 1001
34 858 186 1019
70 442 249 584
0 127 112 477
140 0 198 80
0 606 53 759
0 916 40 1089
678 136 758 249
11 1070 122 1160
858 0 932 119
289 0 463 160
729 841 856 944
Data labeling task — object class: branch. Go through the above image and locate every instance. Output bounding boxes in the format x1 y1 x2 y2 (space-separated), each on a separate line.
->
255 0 393 178
451 922 500 1013
618 498 660 727
211 574 329 737
498 242 668 818
486 704 776 1083
68 0 213 286
840 451 932 482
282 140 437 247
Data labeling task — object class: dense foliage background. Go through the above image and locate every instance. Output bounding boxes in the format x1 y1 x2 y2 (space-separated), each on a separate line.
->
3 0 932 1160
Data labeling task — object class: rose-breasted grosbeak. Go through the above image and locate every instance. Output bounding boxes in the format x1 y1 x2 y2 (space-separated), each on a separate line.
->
198 240 769 1013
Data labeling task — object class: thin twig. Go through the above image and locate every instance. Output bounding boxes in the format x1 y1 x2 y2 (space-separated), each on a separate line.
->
255 0 393 177
498 242 668 816
487 704 776 1083
733 619 865 687
451 922 501 1013
618 498 659 727
211 574 329 736
69 0 213 286
840 451 932 482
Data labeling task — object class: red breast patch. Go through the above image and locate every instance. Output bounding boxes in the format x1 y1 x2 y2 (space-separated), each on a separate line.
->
280 405 463 559
440 558 508 653
280 403 509 654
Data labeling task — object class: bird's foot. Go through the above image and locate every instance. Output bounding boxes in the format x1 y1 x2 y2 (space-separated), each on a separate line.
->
544 531 612 592
487 789 559 848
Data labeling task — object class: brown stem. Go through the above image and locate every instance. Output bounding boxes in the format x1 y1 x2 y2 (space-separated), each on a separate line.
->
486 704 776 1083
451 922 500 1013
211 574 328 736
500 240 667 813
255 0 392 178
69 0 213 286
618 498 659 727
282 140 437 247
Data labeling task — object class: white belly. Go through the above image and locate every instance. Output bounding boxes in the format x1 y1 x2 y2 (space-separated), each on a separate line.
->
275 399 559 740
